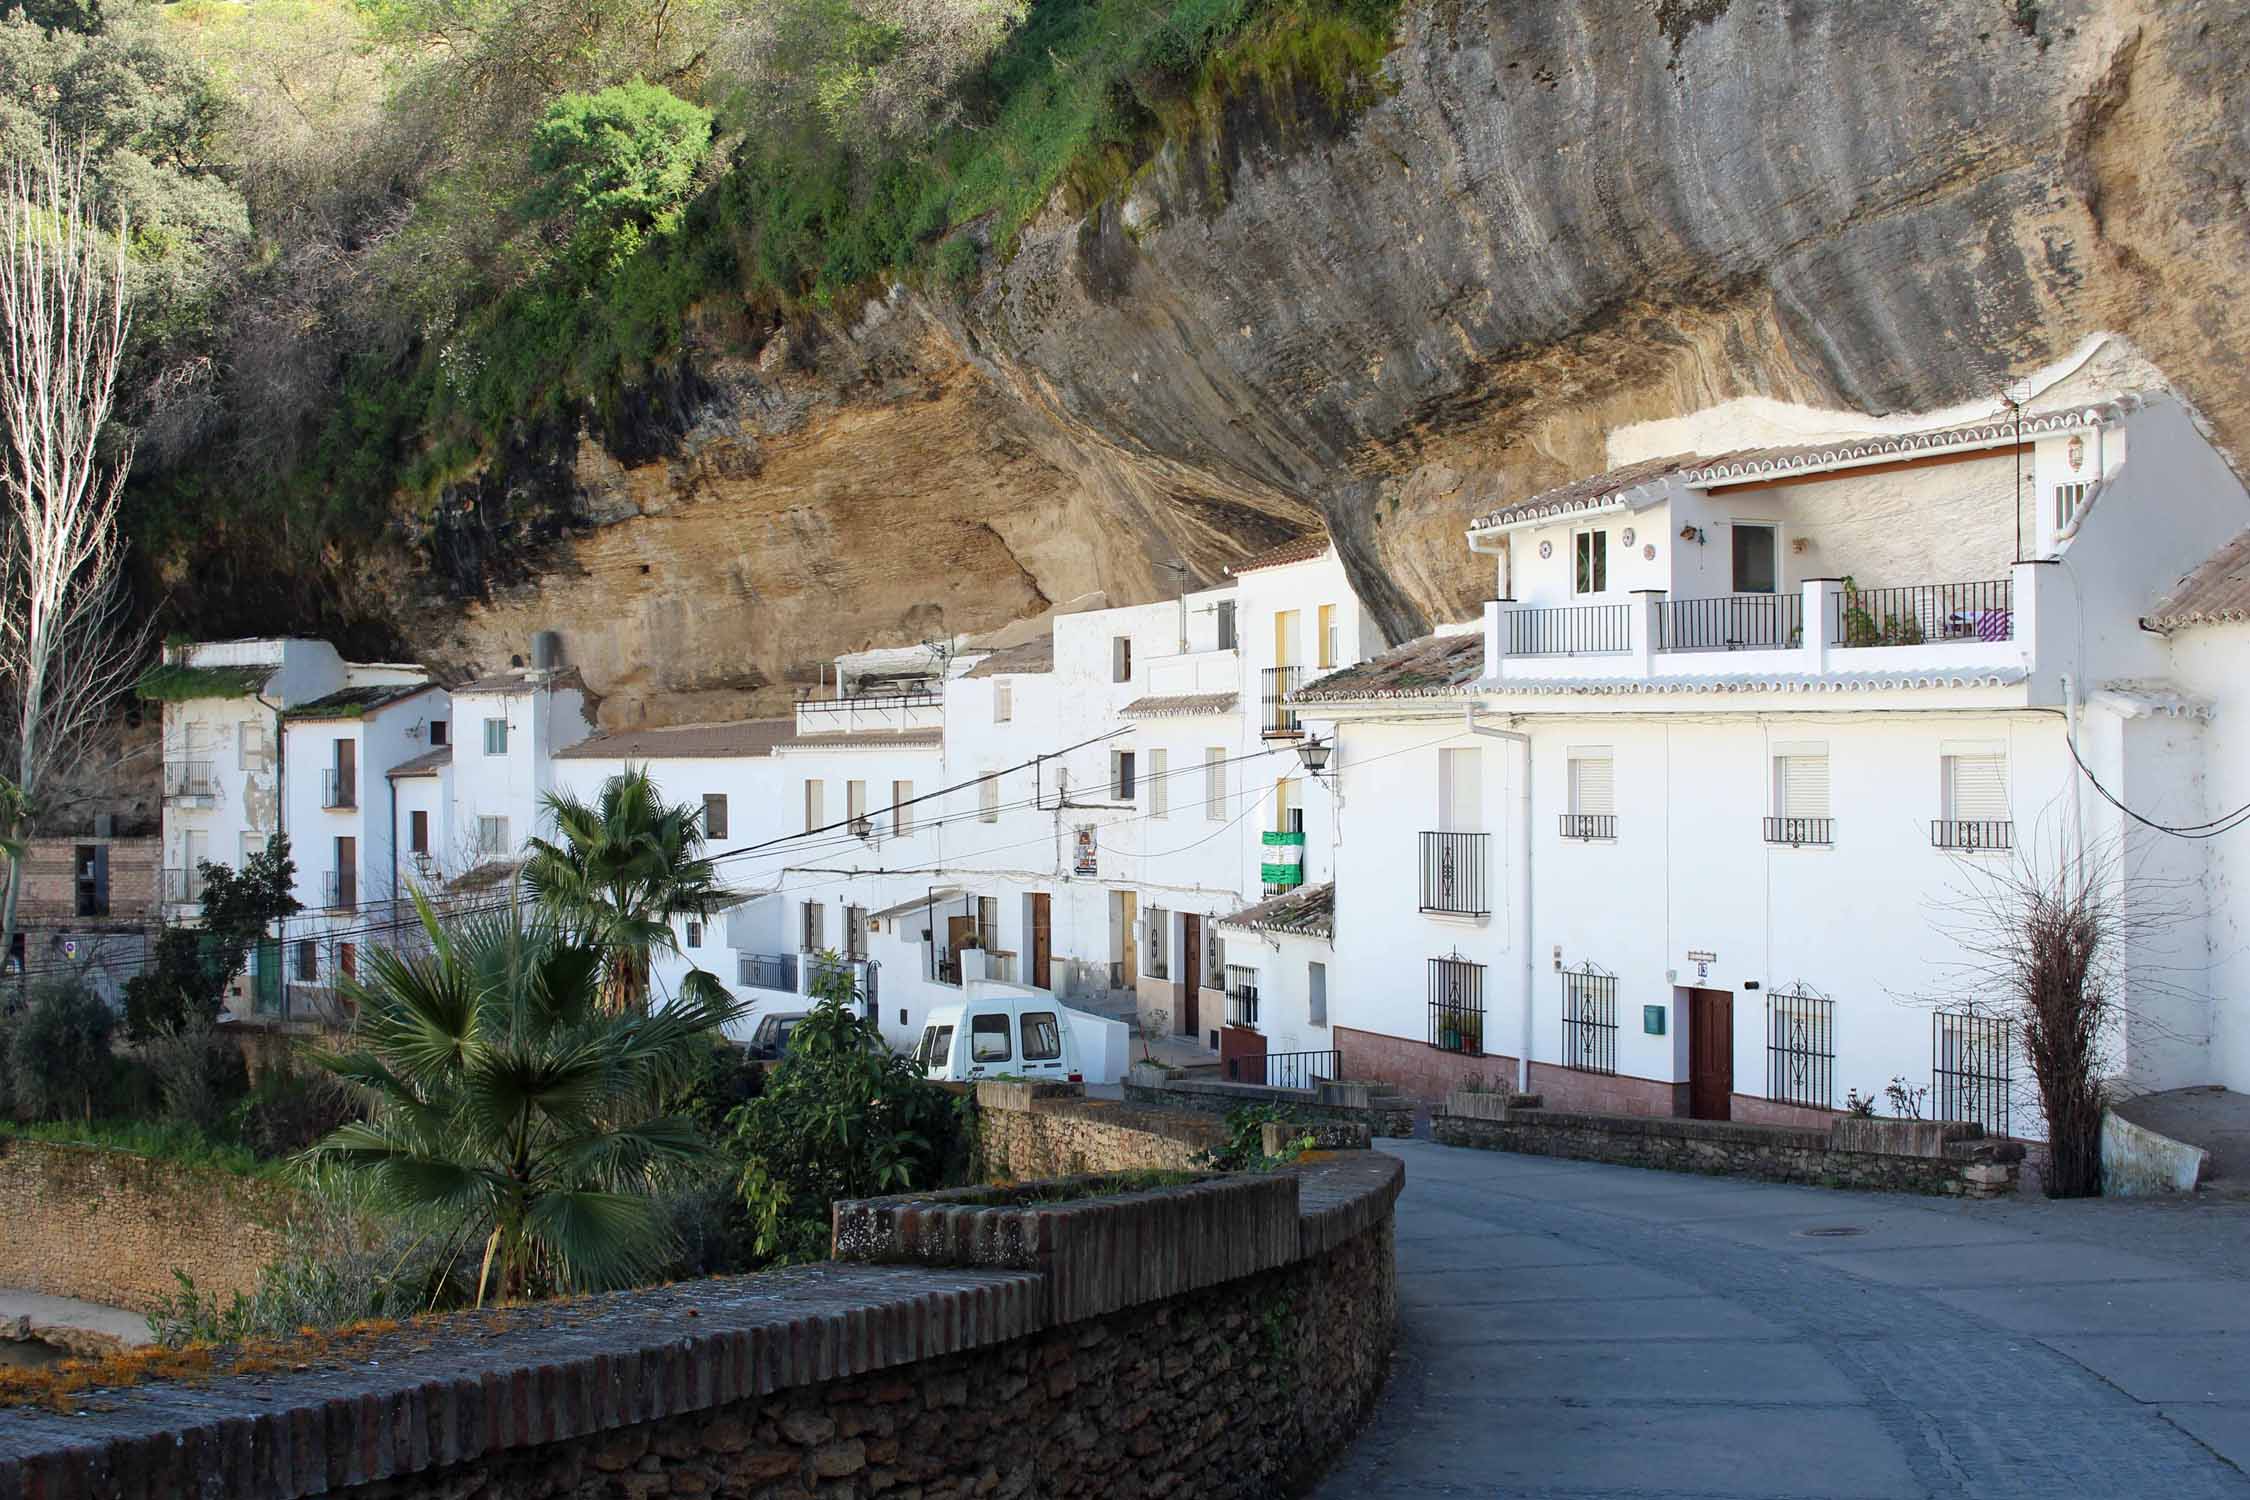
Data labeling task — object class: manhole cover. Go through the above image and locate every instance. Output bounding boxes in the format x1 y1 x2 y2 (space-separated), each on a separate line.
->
1796 1225 1869 1238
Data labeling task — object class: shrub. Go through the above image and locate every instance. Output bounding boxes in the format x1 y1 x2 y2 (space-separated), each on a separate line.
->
8 980 115 1122
144 1023 250 1133
728 965 967 1265
232 1064 362 1159
528 82 713 276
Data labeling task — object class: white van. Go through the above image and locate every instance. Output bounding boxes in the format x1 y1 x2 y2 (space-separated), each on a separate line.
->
915 995 1129 1085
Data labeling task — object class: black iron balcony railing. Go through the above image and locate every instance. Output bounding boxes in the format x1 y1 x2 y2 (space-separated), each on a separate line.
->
1931 819 2014 852
1507 603 1630 657
160 866 207 904
1764 816 1834 847
1261 666 1304 738
1834 579 2013 647
321 768 356 809
1657 593 1803 652
1419 830 1490 916
322 869 356 910
737 952 798 992
1558 813 1616 841
162 760 215 801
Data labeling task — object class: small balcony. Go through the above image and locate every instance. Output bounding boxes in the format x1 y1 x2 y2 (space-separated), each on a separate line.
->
737 952 798 992
321 768 356 810
160 866 207 906
1558 813 1616 841
1932 819 2013 852
1261 666 1304 739
162 760 215 803
1764 817 1834 848
794 689 944 737
322 869 356 911
1508 603 1630 657
1419 831 1490 917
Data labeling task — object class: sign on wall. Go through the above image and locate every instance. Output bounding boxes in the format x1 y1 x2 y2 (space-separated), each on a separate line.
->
1073 825 1098 877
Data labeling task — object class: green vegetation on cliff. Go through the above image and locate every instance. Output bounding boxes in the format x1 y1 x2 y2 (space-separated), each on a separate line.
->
42 0 1398 637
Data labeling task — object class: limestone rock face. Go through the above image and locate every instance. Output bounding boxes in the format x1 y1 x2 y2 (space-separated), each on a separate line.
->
409 0 2250 723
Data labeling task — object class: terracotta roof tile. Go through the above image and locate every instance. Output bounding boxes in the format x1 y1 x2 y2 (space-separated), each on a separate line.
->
555 718 797 760
1216 882 1334 939
1467 454 1697 533
1293 633 1485 702
1120 691 1239 718
776 729 944 752
387 746 452 779
1225 534 1330 575
2148 529 2250 629
963 638 1054 678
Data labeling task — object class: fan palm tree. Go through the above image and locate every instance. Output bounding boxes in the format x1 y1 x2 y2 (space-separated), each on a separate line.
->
306 895 747 1303
522 767 731 1013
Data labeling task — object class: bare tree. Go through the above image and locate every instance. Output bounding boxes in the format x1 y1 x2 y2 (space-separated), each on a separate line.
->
0 135 146 966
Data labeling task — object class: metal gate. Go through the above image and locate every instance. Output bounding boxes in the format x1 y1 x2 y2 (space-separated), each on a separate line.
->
1933 1011 2013 1135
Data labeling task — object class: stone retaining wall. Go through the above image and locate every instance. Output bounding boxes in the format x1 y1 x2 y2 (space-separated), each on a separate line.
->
1121 1077 1414 1138
0 1094 1404 1500
0 1137 301 1310
1434 1098 2019 1197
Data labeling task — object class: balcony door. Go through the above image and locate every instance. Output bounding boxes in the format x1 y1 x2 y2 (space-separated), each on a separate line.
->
1731 523 1778 594
1026 892 1052 990
1180 914 1202 1039
334 738 356 806
1273 610 1298 668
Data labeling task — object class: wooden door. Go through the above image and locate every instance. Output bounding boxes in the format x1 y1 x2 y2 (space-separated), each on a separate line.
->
335 737 356 804
1029 893 1052 990
945 915 974 985
1116 891 1137 991
1181 915 1203 1038
1689 989 1734 1120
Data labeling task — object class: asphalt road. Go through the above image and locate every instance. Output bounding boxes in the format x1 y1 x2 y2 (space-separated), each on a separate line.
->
1313 1140 2250 1499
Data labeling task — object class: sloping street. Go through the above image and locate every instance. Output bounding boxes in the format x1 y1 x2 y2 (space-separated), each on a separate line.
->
1317 1142 2250 1499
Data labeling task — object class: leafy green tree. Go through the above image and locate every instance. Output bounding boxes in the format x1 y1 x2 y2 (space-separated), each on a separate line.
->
729 963 967 1265
522 768 730 1013
307 896 747 1302
526 80 711 274
122 834 300 1039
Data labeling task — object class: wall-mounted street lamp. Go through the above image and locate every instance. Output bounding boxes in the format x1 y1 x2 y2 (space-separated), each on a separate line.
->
1295 735 1332 780
850 814 875 841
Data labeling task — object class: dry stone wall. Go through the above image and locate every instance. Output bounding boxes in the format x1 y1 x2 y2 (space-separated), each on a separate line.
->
976 1087 1223 1178
0 1138 300 1310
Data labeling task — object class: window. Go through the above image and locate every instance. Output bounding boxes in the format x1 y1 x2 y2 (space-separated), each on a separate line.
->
477 816 509 856
922 1026 954 1070
1216 600 1238 651
976 896 999 952
970 1014 1012 1063
1563 747 1615 840
703 794 729 839
847 905 869 960
1274 776 1299 835
892 779 914 835
2054 481 2091 533
1318 604 1338 669
1204 748 1226 820
1021 1011 1062 1061
1308 961 1328 1027
847 781 867 826
409 810 429 855
1113 749 1136 801
428 720 448 748
1767 984 1835 1108
1144 907 1169 978
1438 746 1481 832
1112 636 1133 683
239 832 269 864
804 779 824 833
483 718 508 755
1731 523 1778 594
1573 529 1608 595
237 721 270 771
685 921 703 949
333 835 357 909
1768 744 1832 845
1937 745 2011 850
339 943 357 981
1149 749 1169 819
74 845 108 917
1428 955 1485 1054
801 901 824 952
995 678 1012 723
1204 931 1225 990
1559 964 1618 1074
979 776 999 823
295 940 317 982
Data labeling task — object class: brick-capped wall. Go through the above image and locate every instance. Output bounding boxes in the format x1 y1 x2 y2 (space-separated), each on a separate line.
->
977 1091 1223 1178
0 1138 301 1310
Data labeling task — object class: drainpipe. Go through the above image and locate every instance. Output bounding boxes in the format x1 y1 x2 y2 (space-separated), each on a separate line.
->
1465 707 1534 1095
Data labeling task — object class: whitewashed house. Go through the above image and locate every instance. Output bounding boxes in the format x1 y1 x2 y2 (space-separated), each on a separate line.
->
1301 339 2250 1136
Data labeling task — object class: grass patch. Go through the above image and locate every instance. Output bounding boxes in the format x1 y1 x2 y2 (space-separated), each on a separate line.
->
0 1118 271 1177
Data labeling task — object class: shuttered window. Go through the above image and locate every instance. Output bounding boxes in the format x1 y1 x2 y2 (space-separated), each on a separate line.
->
1149 749 1169 819
979 776 1000 823
892 779 914 835
1205 749 1226 820
1774 752 1830 821
1568 750 1614 817
1945 753 2009 821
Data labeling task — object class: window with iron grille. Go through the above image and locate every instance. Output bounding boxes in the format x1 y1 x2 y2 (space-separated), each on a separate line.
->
1934 1011 2013 1136
1428 954 1485 1055
1562 747 1615 841
1934 746 2010 851
847 905 869 960
1559 963 1617 1074
1225 964 1259 1028
1144 907 1169 978
1767 744 1833 845
1766 983 1834 1109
